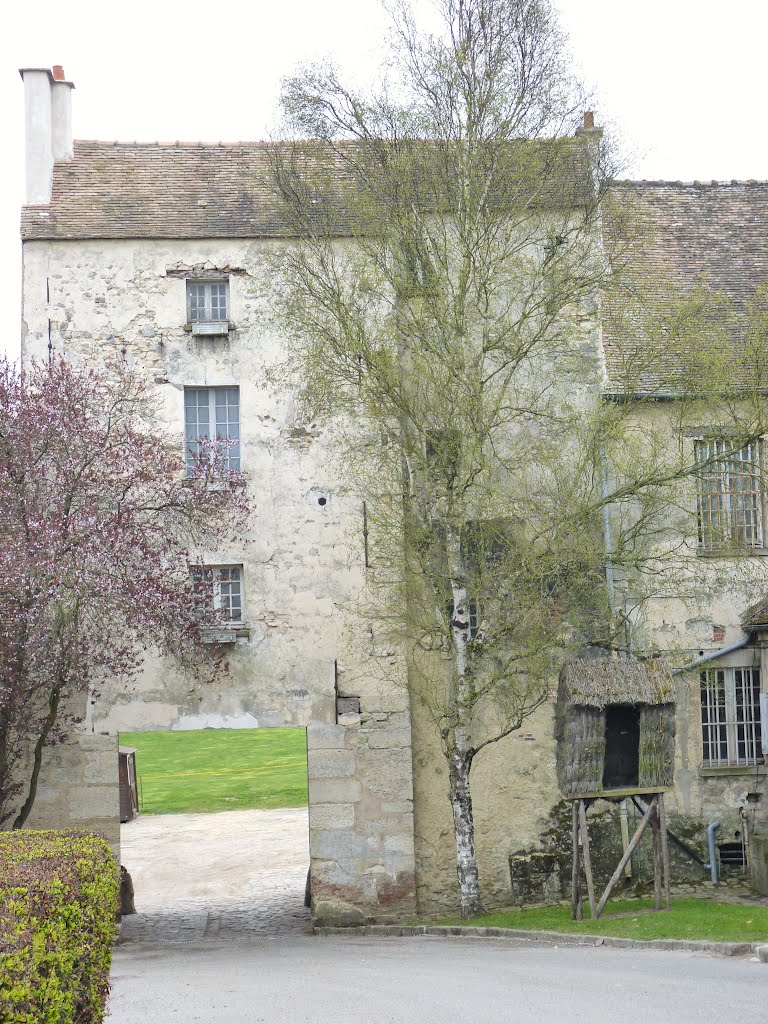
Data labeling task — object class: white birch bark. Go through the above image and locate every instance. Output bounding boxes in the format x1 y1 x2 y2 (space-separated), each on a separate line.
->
446 519 484 918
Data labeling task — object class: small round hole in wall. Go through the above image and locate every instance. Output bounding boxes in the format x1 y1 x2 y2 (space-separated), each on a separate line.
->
318 496 327 507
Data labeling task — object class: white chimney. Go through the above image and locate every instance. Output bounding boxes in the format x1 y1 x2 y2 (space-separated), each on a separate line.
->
19 65 75 205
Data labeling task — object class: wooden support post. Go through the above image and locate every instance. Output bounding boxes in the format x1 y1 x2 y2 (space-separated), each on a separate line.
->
596 795 656 917
658 792 672 910
571 799 582 921
651 799 662 911
578 799 597 919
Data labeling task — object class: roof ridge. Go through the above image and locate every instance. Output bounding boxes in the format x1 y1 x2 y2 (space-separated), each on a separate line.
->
610 178 768 188
72 138 280 148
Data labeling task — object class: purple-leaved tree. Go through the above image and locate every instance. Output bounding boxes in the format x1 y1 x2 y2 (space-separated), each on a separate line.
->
0 357 248 827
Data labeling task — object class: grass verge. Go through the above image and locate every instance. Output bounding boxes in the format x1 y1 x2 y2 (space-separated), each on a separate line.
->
119 727 308 814
437 898 768 943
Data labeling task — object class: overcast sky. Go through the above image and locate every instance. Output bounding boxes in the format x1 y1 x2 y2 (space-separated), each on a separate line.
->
4 0 768 360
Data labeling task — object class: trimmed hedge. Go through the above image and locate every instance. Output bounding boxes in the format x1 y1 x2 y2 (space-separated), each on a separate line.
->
0 829 120 1024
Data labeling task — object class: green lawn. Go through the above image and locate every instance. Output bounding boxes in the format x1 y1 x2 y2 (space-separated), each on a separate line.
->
120 728 308 815
438 898 768 942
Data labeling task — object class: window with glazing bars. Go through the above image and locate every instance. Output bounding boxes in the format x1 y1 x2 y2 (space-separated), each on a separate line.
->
700 666 763 766
192 566 243 621
184 387 240 473
187 281 228 322
446 598 481 639
695 439 764 549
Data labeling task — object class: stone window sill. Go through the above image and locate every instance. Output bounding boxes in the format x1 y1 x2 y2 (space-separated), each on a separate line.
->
696 547 768 559
699 764 767 778
183 322 236 333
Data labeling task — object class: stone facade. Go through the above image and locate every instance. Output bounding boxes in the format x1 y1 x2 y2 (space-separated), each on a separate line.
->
16 67 768 921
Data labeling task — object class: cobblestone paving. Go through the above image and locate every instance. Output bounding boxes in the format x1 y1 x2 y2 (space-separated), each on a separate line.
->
118 807 311 943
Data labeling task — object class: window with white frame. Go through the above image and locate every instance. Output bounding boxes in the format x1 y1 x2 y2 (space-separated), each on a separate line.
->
695 439 764 549
184 386 240 474
192 565 244 622
700 666 763 766
446 598 482 640
186 280 229 323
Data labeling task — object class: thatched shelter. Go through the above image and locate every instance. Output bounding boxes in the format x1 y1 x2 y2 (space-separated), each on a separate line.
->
555 658 675 799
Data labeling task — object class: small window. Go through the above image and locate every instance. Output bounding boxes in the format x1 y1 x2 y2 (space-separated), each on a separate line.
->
700 666 763 766
695 439 764 549
184 386 240 474
193 565 244 622
187 280 229 323
446 598 482 640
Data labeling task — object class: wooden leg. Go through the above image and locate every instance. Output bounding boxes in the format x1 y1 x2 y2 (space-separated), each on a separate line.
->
596 796 655 917
578 800 597 919
658 793 672 910
571 800 582 921
651 799 662 912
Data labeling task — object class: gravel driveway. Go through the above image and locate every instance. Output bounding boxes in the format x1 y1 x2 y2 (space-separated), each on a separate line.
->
118 806 311 942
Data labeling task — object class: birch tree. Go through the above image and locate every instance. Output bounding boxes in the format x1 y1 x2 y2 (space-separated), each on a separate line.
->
269 0 768 917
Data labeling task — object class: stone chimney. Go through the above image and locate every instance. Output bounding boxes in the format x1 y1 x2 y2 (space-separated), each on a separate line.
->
19 65 75 205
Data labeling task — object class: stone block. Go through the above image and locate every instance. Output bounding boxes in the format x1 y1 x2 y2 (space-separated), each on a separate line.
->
388 712 411 729
384 835 415 856
310 829 372 862
83 751 120 785
306 723 348 750
308 778 362 803
310 803 355 829
67 784 119 820
364 729 412 749
381 801 413 814
313 898 366 928
307 749 356 779
366 775 414 799
337 713 361 726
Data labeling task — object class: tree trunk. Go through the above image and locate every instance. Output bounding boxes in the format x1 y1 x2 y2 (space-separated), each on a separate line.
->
444 519 484 919
448 740 483 918
13 686 61 830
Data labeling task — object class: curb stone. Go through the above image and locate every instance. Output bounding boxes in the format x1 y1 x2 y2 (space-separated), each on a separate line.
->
313 924 761 959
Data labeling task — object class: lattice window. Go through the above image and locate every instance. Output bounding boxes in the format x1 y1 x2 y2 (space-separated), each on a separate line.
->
184 386 240 473
700 666 763 766
446 598 482 639
192 565 244 622
187 280 229 322
695 439 764 549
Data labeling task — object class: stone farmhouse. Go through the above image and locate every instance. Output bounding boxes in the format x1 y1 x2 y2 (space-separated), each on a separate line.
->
18 67 768 922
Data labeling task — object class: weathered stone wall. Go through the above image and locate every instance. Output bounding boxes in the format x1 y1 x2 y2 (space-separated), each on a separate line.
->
21 238 375 740
22 731 120 853
20 234 768 918
308 715 417 925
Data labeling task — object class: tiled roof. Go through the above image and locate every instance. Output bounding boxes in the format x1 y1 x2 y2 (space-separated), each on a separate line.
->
20 138 591 241
21 141 323 240
602 181 768 392
21 147 768 393
742 596 768 628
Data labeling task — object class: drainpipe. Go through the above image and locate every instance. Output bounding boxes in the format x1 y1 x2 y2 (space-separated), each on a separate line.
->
671 635 753 676
706 820 720 884
599 449 630 653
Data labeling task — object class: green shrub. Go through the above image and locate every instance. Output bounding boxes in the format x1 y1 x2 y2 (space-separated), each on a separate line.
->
0 829 120 1024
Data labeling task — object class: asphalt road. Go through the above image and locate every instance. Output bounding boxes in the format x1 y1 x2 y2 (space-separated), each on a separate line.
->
109 936 767 1023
